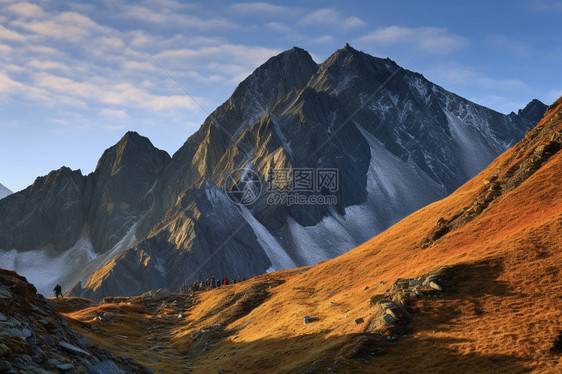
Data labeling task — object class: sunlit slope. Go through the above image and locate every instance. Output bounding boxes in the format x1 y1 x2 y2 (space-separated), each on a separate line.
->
62 98 562 373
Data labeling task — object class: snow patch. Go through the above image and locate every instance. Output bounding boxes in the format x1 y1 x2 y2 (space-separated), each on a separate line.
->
0 234 96 297
240 207 296 271
280 124 447 267
444 110 500 178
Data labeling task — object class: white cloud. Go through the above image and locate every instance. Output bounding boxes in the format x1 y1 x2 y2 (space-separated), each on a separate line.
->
230 2 298 15
486 35 530 57
471 95 528 114
266 22 293 33
13 11 112 42
99 108 129 119
26 60 70 72
300 8 365 29
115 4 239 30
530 0 562 11
477 77 528 91
427 65 530 94
309 34 334 44
32 73 199 111
7 2 45 18
155 44 281 83
0 24 26 41
546 89 562 103
358 26 469 54
0 43 12 54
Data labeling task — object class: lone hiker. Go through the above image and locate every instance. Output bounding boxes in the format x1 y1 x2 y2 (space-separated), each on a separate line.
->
53 284 63 299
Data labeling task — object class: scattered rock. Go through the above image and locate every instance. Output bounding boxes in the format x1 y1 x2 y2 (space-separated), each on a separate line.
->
56 363 74 370
143 353 161 362
102 311 117 320
152 288 172 301
59 341 92 357
368 268 446 337
0 269 152 373
304 316 315 324
90 360 126 374
0 284 11 298
428 281 442 291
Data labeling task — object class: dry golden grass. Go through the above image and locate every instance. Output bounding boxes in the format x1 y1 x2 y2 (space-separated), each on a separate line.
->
60 101 562 373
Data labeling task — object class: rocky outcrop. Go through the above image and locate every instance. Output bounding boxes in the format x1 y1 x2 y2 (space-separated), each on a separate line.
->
85 131 171 253
77 182 272 300
368 268 448 338
0 269 152 373
0 167 86 253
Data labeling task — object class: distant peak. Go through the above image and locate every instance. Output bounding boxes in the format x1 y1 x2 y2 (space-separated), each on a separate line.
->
115 131 157 151
518 99 547 123
120 131 145 143
276 46 313 62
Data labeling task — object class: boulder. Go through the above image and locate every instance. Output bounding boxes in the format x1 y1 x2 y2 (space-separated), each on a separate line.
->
59 341 91 357
102 312 117 320
428 281 442 291
152 288 172 301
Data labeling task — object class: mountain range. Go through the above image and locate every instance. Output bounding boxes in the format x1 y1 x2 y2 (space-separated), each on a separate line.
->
3 95 560 373
0 44 547 300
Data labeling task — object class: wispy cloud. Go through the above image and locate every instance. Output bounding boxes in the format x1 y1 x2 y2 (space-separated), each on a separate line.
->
546 89 562 103
486 35 530 57
155 44 281 83
230 2 299 16
469 94 528 114
529 0 562 11
114 3 239 30
0 24 26 41
358 26 469 54
99 108 130 119
300 8 365 29
427 65 529 92
12 11 112 42
7 2 45 18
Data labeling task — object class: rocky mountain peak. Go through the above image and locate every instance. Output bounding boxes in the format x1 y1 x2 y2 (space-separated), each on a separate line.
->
95 131 170 176
517 99 547 124
230 45 318 105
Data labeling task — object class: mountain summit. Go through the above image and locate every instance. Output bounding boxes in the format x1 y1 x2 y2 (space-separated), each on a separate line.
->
0 45 547 299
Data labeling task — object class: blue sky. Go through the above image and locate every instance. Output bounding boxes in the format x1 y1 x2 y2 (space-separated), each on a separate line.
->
1 0 561 192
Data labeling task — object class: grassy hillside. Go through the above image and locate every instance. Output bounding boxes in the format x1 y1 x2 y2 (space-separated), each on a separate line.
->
55 98 562 373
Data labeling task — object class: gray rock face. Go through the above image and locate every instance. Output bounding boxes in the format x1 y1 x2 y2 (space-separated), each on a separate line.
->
0 132 170 256
0 167 86 253
136 47 319 239
517 99 548 124
85 131 171 253
80 182 271 299
0 269 151 373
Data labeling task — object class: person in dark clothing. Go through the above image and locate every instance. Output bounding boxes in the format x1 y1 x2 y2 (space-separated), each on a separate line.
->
53 284 63 299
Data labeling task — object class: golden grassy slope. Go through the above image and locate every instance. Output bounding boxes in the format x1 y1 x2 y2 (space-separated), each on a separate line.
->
58 99 562 373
